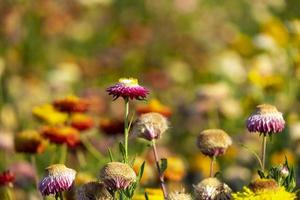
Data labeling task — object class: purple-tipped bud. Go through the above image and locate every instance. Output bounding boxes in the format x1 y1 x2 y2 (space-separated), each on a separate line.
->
131 112 169 141
106 78 149 100
99 162 136 191
279 165 289 178
196 129 232 157
38 164 76 196
247 104 285 135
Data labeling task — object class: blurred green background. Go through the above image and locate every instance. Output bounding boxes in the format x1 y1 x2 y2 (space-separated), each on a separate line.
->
1 0 300 199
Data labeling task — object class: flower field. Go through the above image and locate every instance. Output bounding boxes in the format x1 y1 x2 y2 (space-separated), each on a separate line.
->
0 0 300 199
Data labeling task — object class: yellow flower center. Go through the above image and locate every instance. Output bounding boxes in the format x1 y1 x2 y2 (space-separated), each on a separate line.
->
119 78 139 87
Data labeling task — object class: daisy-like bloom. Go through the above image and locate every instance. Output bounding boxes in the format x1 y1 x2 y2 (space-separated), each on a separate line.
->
0 171 14 186
168 191 193 200
196 129 232 157
38 164 76 196
247 104 285 135
164 156 186 182
133 188 164 200
194 177 232 200
99 162 136 191
14 130 47 154
99 118 124 136
232 179 296 200
71 113 94 131
53 95 89 113
41 126 81 148
106 78 149 100
76 182 113 200
32 104 68 125
136 99 172 117
131 112 169 141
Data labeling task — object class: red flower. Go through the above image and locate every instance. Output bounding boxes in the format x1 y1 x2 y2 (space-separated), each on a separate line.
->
71 113 94 131
41 126 81 148
53 96 89 113
99 118 124 136
14 130 47 154
0 171 14 186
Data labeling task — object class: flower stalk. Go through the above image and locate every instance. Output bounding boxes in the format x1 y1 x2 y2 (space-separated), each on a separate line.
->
210 156 215 177
124 97 129 163
152 140 168 199
261 135 267 171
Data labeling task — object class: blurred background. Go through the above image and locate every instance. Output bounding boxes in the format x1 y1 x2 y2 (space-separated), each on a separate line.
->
1 0 300 199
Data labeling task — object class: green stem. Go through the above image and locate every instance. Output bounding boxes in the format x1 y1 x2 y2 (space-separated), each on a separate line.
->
210 156 215 177
76 150 87 167
152 140 168 199
81 135 103 161
124 97 129 163
262 135 267 171
239 143 263 170
59 144 67 164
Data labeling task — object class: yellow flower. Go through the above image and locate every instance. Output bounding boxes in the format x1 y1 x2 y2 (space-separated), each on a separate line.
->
248 69 283 90
190 153 219 177
262 19 289 47
271 149 295 165
136 99 172 117
164 156 186 182
75 172 96 186
232 186 296 200
32 104 68 125
133 188 164 200
133 157 155 185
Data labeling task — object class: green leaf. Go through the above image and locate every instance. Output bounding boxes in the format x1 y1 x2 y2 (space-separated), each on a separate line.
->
145 192 149 200
108 148 114 162
257 169 266 178
119 142 126 162
137 161 145 182
160 158 168 174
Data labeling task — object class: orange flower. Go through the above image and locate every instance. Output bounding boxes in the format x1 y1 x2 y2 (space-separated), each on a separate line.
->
71 113 94 131
41 126 81 148
164 156 186 182
271 149 295 165
53 96 89 113
14 130 47 154
99 118 124 136
136 99 172 117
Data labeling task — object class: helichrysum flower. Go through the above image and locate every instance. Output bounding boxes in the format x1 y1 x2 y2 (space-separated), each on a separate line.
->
14 130 47 154
32 104 68 125
196 129 232 157
0 171 14 186
131 112 168 141
71 113 94 131
136 99 172 117
106 78 149 100
38 164 76 196
232 179 296 200
247 104 285 135
164 156 186 182
76 182 113 200
168 191 193 200
194 177 232 200
53 95 89 113
99 162 136 191
99 118 124 136
41 126 81 148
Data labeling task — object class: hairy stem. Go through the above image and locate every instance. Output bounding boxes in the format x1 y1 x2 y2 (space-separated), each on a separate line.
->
262 135 267 171
124 97 129 163
152 140 168 199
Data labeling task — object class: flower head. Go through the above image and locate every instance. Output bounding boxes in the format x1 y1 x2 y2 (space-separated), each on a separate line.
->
71 113 94 131
131 112 169 141
168 191 193 200
233 178 296 200
0 171 14 186
38 164 76 196
196 129 232 157
76 182 113 200
99 162 136 191
194 177 232 200
106 78 149 100
14 130 47 154
247 104 285 135
136 99 172 117
53 95 89 113
41 126 81 148
99 118 124 136
32 104 68 125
